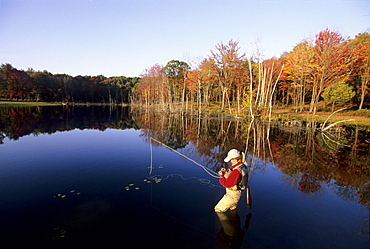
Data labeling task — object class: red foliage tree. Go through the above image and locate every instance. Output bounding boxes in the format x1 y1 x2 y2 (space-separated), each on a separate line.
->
5 68 34 100
309 29 352 113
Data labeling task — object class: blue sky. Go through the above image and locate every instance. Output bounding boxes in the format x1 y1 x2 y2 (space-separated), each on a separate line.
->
1 0 369 77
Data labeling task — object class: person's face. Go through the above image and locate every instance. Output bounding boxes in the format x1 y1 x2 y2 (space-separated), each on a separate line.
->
230 158 238 164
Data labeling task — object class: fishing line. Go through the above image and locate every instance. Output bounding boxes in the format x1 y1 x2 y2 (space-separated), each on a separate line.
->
149 137 221 179
146 138 248 241
145 174 222 189
146 138 254 241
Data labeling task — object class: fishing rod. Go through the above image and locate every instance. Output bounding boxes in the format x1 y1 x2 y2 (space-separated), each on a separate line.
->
242 151 252 209
245 158 253 209
246 184 252 209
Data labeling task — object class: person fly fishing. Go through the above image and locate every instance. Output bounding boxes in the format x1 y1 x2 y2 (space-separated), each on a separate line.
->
214 149 249 213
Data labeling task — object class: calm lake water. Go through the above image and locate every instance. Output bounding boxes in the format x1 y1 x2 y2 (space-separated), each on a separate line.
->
0 105 369 249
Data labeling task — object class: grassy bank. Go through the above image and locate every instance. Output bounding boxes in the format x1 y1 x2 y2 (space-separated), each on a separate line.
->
270 109 370 126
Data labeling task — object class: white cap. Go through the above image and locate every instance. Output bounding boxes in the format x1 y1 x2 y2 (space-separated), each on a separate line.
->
224 149 241 162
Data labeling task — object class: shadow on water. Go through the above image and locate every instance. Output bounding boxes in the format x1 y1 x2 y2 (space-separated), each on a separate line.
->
0 105 369 248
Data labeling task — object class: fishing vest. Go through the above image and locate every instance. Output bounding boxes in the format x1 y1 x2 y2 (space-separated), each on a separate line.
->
225 163 248 191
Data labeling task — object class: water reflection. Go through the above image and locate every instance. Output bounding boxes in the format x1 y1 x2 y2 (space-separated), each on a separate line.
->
0 105 369 210
216 210 252 249
0 105 137 140
132 107 370 209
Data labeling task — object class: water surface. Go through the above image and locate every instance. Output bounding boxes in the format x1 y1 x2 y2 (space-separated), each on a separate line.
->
0 106 368 248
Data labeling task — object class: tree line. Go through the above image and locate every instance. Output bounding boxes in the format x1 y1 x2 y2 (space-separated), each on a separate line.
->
1 29 369 113
0 64 140 104
133 29 370 115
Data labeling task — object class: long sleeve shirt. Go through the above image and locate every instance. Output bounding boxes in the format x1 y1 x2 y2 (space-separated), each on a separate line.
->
219 161 242 188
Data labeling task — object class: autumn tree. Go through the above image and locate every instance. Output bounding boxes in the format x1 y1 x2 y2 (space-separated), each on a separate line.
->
0 63 139 103
0 63 13 98
283 41 316 112
210 40 245 112
164 60 190 107
309 29 353 114
245 53 284 118
5 67 34 100
259 57 284 116
185 68 200 110
133 64 167 107
348 32 370 110
198 58 219 107
184 58 220 112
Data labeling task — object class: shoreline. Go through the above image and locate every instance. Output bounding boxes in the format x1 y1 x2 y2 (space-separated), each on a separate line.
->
1 100 369 126
271 109 370 126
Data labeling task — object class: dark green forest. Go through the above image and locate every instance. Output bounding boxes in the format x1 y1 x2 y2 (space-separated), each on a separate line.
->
0 63 140 104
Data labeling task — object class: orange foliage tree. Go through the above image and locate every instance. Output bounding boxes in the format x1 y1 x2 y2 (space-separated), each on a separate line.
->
131 29 369 111
198 58 219 106
133 64 167 107
309 29 353 114
349 33 370 110
283 41 316 112
210 40 245 112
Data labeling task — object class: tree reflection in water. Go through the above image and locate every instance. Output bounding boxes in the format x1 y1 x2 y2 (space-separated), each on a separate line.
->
0 105 369 209
133 106 370 210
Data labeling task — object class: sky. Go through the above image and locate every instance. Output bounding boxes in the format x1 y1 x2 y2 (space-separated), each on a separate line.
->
0 0 369 78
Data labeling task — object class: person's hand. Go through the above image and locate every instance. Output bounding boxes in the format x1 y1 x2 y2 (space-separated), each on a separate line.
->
218 168 226 176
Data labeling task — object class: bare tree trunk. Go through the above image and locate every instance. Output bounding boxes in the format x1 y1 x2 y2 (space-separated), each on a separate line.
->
181 74 187 109
247 57 254 119
358 73 368 110
198 78 202 113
